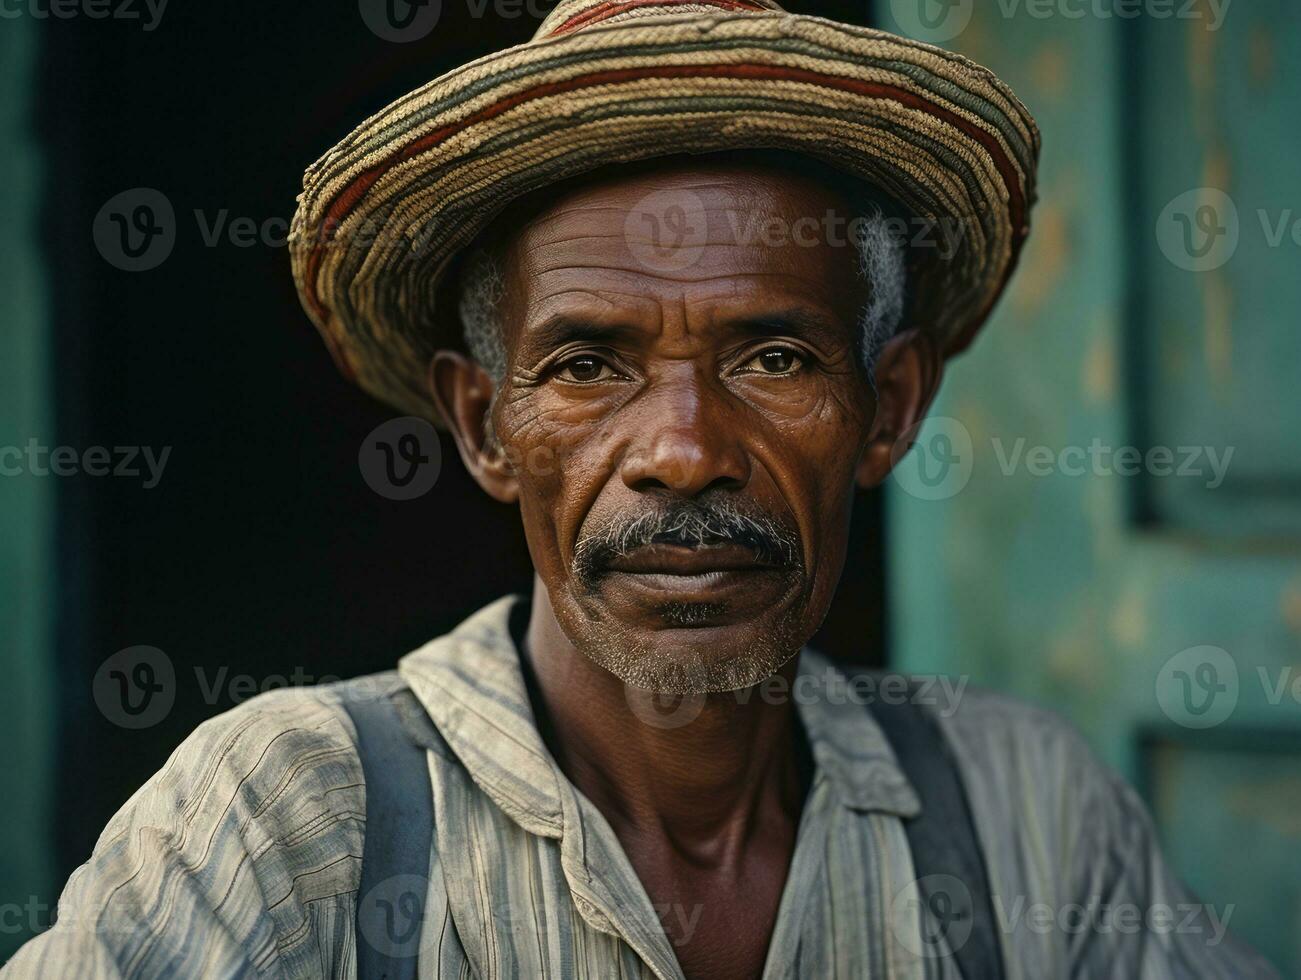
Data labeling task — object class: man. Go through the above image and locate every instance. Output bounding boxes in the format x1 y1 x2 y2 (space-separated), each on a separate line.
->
4 0 1279 977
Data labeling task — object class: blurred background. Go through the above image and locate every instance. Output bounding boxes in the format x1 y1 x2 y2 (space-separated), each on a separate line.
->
0 0 1297 971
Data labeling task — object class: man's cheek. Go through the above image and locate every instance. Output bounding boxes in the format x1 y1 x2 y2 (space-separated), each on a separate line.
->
508 448 570 541
739 377 832 424
755 383 873 444
514 475 576 589
499 405 573 481
504 433 587 565
504 440 568 483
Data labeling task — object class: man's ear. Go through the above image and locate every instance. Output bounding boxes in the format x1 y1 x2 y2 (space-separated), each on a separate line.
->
855 328 944 489
429 351 519 503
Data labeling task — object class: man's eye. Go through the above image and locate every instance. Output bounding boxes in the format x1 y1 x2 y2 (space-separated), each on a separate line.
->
743 347 803 375
555 355 616 383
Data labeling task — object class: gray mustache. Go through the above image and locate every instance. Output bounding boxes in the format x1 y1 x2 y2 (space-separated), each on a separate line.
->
572 498 801 588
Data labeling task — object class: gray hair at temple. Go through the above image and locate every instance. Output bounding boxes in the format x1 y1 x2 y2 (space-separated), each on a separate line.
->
456 207 907 396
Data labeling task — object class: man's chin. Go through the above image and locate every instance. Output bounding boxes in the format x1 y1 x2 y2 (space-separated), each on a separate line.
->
563 590 811 695
588 636 798 694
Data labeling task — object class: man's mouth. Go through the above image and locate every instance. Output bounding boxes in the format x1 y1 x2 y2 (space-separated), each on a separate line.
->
600 542 787 602
605 542 775 576
570 496 803 613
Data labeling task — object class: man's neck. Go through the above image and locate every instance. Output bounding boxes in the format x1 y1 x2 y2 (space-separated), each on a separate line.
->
517 578 809 859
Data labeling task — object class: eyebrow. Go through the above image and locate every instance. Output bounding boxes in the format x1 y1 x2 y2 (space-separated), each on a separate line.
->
518 316 645 356
725 308 849 345
519 306 851 358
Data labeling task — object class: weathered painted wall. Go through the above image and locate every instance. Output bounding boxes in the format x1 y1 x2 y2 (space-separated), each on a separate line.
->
0 15 54 961
881 0 1301 970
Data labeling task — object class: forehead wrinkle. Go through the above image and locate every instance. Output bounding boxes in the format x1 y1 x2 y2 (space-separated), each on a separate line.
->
522 274 862 330
525 230 630 250
523 228 813 258
521 203 804 251
528 262 859 287
521 288 659 328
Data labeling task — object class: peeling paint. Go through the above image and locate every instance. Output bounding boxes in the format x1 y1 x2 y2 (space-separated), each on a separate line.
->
1187 0 1220 141
1202 272 1233 400
1012 201 1069 316
1229 777 1301 839
1110 586 1148 650
1028 41 1069 102
1248 24 1276 90
1281 579 1301 640
1082 327 1116 404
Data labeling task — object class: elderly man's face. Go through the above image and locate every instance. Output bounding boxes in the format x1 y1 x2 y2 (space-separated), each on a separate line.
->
435 160 938 692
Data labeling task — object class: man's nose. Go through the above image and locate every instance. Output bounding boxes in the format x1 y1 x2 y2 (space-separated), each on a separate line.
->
619 374 751 496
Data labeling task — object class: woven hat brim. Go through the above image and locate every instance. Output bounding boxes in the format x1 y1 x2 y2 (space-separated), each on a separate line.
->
290 11 1040 422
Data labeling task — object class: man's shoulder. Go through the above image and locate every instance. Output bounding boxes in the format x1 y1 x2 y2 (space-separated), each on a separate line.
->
182 668 407 745
920 681 1144 847
121 671 413 849
176 669 403 753
806 659 1126 817
936 682 1092 754
932 682 1118 790
840 669 1098 768
12 673 416 978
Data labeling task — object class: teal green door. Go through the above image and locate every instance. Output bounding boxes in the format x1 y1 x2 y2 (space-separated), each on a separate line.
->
882 1 1301 972
0 14 54 962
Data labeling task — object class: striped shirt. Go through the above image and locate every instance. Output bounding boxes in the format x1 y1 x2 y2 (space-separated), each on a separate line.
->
3 596 1278 978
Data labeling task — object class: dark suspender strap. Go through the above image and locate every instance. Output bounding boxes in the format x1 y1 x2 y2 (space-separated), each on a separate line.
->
343 689 435 980
867 695 1005 979
342 680 999 977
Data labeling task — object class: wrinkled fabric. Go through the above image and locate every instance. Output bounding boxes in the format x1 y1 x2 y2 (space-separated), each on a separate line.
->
4 596 1278 979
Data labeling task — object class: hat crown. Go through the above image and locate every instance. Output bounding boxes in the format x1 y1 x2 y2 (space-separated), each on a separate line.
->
292 0 1039 422
534 0 785 40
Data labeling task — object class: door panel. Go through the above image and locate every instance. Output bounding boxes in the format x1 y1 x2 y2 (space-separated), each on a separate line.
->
880 1 1301 972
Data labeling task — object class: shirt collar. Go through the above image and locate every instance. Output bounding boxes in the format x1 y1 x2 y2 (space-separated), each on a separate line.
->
793 648 921 816
399 595 919 839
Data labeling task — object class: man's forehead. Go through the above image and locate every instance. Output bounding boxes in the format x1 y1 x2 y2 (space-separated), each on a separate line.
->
504 159 857 254
492 158 870 333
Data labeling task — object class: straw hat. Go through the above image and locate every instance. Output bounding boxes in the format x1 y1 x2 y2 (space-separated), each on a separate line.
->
289 0 1040 421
